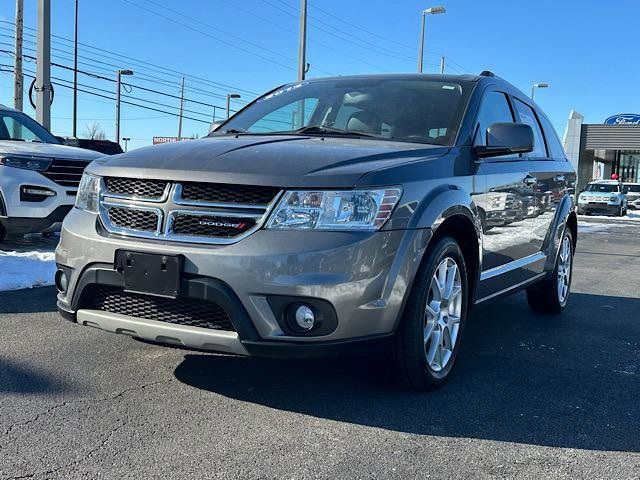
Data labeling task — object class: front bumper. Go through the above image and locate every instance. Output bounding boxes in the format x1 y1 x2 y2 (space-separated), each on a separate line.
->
0 165 77 234
56 208 430 356
578 202 621 215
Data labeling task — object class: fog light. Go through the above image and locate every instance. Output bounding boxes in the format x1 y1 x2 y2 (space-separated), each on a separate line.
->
294 304 315 331
55 269 68 293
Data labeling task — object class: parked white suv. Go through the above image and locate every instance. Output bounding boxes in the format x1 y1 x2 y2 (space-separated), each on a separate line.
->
0 105 101 241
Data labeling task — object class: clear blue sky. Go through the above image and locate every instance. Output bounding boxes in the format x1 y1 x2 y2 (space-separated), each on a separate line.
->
1 0 639 150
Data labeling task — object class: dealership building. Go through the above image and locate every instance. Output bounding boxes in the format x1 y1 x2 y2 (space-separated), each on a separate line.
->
563 111 640 189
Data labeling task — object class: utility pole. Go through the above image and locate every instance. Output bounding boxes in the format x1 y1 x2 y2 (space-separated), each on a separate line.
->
177 76 185 141
297 0 307 81
13 0 23 112
440 56 445 74
35 0 51 130
72 0 78 137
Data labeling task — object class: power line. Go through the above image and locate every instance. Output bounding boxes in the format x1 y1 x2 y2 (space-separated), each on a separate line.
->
0 20 260 97
1 64 212 125
0 26 256 102
118 0 297 72
1 47 231 116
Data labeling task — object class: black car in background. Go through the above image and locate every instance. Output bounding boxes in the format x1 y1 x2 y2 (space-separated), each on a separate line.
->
57 138 123 155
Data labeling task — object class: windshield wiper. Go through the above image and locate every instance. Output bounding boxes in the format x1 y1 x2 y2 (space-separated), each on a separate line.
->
294 125 382 139
222 128 248 134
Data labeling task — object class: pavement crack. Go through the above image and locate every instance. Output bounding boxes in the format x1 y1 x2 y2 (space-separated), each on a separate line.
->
0 378 172 451
2 421 128 480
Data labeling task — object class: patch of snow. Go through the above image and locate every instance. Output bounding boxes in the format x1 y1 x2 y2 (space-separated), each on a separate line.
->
0 249 56 291
578 211 640 221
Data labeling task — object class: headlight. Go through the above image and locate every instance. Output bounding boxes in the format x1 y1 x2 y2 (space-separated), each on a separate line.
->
0 155 53 171
609 196 619 203
266 188 402 230
75 173 101 213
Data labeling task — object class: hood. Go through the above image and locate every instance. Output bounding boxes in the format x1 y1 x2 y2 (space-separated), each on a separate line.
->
580 190 619 197
86 135 448 188
0 140 103 161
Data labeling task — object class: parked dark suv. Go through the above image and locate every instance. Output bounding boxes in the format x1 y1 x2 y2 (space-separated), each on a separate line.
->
56 73 577 390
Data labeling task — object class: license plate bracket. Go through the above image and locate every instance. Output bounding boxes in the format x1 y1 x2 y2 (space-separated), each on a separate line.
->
115 250 182 299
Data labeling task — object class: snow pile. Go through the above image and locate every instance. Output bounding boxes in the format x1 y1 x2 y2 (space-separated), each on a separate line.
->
0 249 56 291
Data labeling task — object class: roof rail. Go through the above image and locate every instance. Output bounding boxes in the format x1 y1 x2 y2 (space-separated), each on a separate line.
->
479 70 495 77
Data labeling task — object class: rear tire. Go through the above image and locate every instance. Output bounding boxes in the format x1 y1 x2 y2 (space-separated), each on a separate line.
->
394 237 469 391
526 230 574 314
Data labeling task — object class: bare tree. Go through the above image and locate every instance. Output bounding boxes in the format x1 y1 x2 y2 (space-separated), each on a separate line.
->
84 122 106 140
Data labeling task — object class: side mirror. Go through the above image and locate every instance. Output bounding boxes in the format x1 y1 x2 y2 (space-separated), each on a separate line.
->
474 122 534 158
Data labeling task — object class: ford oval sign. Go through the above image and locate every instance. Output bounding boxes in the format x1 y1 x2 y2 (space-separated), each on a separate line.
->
604 113 640 125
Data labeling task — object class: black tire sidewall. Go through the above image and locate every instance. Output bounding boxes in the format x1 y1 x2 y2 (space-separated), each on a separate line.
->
398 237 469 387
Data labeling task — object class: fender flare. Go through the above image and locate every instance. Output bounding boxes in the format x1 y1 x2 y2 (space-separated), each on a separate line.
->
542 194 576 271
409 184 482 234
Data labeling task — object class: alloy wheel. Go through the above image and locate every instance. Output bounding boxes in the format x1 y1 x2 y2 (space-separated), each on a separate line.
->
424 257 463 372
557 236 572 305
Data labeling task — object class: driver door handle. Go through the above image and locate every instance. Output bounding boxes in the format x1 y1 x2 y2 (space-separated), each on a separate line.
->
523 175 537 186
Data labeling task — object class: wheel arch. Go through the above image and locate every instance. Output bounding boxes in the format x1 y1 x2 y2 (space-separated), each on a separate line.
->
430 212 481 306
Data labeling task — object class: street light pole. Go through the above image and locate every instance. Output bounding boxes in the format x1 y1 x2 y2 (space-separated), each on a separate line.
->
115 69 133 144
531 82 549 101
418 6 446 73
72 0 78 137
122 137 130 152
226 93 240 119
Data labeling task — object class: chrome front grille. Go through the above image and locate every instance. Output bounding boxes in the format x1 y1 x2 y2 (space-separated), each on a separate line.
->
179 182 280 206
42 159 90 188
98 178 281 244
107 206 161 232
104 177 170 201
168 211 258 238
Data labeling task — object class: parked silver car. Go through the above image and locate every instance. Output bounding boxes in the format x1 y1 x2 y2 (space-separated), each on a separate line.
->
577 180 627 216
623 182 640 210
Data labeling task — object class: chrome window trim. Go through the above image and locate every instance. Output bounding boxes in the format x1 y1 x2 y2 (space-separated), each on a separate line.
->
99 201 164 239
102 178 171 203
172 183 274 210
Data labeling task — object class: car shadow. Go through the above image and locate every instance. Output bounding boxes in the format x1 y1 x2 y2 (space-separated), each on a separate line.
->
0 286 58 314
174 292 640 452
0 358 73 394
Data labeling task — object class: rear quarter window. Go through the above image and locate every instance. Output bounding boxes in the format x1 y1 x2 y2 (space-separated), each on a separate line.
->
537 113 567 160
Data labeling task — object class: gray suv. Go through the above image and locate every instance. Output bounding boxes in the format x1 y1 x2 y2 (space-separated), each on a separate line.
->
56 73 577 390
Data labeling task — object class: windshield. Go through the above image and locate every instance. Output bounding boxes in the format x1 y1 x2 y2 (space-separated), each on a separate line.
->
215 78 471 145
624 184 640 193
585 183 619 193
0 110 59 144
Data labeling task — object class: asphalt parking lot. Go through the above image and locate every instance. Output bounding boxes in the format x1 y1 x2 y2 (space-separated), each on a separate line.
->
1 220 639 479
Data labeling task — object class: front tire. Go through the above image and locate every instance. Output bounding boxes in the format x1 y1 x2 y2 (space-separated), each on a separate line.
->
394 237 469 391
526 230 574 314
